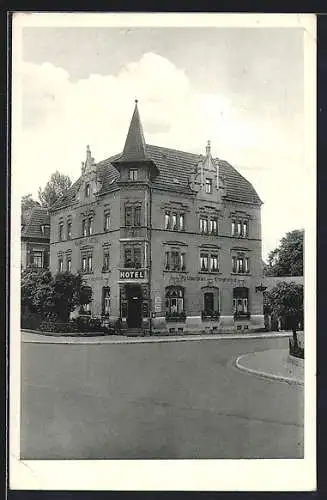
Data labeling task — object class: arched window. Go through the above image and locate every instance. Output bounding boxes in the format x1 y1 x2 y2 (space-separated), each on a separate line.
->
165 286 184 314
233 287 249 316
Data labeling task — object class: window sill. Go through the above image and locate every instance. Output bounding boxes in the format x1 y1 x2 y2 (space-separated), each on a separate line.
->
80 271 94 275
163 269 188 273
231 272 251 276
199 271 221 275
101 269 111 274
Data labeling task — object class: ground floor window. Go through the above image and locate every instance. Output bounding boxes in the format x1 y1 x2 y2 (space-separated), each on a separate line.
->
165 286 184 314
233 287 249 316
202 288 220 319
31 250 43 268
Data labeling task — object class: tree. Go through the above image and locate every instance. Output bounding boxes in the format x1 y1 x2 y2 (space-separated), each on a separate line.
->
264 281 303 347
265 230 304 277
38 171 72 209
21 269 92 322
21 194 41 212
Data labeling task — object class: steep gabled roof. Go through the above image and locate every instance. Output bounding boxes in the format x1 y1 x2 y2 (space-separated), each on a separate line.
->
52 144 262 210
113 100 151 164
21 207 50 240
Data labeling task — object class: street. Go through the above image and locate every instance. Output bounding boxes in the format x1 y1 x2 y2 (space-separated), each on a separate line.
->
20 336 304 459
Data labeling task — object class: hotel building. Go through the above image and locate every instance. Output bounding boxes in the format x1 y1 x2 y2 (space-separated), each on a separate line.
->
50 101 264 334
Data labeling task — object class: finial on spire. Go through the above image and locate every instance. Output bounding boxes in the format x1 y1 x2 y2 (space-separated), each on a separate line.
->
206 140 211 156
135 99 138 104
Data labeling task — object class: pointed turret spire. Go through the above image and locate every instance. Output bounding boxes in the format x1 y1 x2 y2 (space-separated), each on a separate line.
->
115 100 151 163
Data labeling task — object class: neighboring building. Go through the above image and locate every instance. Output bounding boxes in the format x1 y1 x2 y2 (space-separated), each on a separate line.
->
50 101 265 334
21 207 50 269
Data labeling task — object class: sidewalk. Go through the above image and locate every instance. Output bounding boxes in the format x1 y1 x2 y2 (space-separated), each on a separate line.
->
235 349 304 385
21 329 291 345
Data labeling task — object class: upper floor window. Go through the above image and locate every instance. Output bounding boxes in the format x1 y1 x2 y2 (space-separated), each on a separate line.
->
82 217 93 237
58 222 64 241
129 169 138 181
104 211 110 232
67 220 72 240
165 250 186 272
125 205 141 227
232 255 250 274
200 216 218 235
81 251 93 273
58 257 63 273
85 183 90 197
103 249 110 272
200 252 219 273
231 218 249 238
66 256 72 272
164 210 185 231
205 178 213 194
40 225 50 237
124 246 142 268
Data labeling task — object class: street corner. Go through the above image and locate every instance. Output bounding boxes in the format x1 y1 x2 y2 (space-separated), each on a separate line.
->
234 349 304 386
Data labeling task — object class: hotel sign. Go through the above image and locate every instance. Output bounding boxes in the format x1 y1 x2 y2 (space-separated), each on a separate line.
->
120 269 145 280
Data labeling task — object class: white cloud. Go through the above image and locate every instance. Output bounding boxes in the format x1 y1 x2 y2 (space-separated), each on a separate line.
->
14 52 305 258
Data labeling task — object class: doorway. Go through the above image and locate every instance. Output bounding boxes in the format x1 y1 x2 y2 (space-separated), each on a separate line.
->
126 285 142 328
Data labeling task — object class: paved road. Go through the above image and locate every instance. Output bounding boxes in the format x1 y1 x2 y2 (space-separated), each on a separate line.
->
20 336 304 460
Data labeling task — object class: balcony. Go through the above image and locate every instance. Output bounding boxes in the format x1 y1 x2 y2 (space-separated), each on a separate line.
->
120 226 150 240
118 267 149 282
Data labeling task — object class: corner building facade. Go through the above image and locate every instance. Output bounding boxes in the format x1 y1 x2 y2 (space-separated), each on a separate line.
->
50 102 264 334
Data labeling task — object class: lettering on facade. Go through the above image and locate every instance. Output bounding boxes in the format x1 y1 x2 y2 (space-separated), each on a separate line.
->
120 269 145 280
169 273 246 286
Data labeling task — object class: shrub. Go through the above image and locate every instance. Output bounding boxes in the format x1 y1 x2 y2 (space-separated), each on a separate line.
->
21 309 42 330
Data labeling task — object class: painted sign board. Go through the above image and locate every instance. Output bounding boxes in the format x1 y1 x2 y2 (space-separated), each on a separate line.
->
120 269 145 280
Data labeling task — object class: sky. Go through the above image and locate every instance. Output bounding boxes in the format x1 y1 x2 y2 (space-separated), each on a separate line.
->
14 22 307 259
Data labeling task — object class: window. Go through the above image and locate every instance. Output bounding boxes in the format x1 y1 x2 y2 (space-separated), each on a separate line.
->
164 210 185 231
231 219 236 237
104 211 110 232
59 222 64 241
124 246 142 268
200 252 209 271
200 217 208 234
134 206 141 227
85 183 90 197
204 292 214 313
67 257 72 272
88 217 93 235
67 220 72 240
129 168 138 181
209 218 218 235
205 178 213 194
232 217 249 238
165 287 184 314
102 287 111 316
103 250 110 272
200 252 219 272
81 252 93 273
232 255 250 274
179 214 185 231
125 205 141 227
40 225 50 237
165 211 170 229
82 219 87 237
31 251 43 268
233 287 249 315
172 213 177 231
165 250 186 271
58 258 63 272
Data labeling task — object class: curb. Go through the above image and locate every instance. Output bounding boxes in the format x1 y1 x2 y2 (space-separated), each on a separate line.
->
234 353 304 386
21 331 291 345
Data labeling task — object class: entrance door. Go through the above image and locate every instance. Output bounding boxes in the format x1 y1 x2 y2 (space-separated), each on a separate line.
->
126 285 142 328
